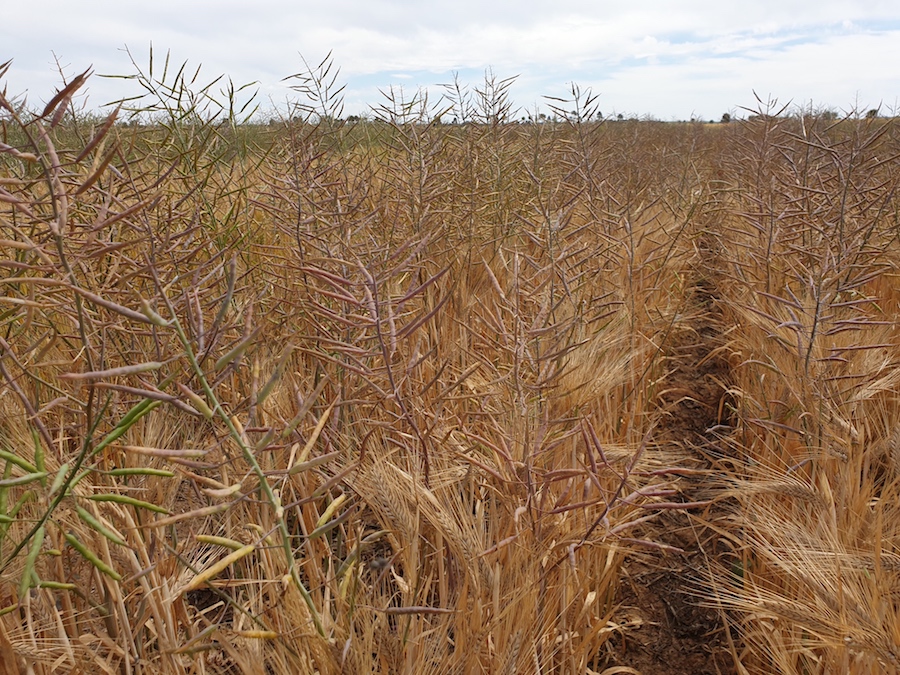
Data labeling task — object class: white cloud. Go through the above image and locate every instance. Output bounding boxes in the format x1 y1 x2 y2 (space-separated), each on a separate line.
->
2 1 898 118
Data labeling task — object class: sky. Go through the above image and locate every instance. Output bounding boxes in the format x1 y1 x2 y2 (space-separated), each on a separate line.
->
2 1 899 122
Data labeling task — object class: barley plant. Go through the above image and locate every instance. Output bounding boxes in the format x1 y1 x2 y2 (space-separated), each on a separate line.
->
0 56 898 674
707 99 900 673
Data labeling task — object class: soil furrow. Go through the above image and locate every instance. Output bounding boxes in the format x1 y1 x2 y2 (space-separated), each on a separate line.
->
606 274 739 675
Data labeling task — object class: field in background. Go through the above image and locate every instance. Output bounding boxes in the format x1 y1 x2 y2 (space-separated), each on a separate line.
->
1 59 899 673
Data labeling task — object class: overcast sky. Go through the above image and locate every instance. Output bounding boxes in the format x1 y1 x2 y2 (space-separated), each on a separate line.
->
3 1 899 121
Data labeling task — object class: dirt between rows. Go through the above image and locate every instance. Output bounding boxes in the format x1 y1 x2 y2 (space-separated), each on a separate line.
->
604 278 739 675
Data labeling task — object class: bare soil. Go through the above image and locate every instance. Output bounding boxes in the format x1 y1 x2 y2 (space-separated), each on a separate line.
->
605 278 739 675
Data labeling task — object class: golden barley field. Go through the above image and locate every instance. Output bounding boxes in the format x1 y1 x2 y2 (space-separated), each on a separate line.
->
1 58 899 674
